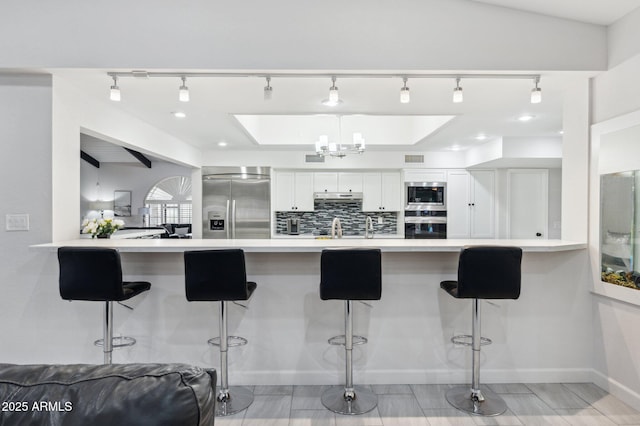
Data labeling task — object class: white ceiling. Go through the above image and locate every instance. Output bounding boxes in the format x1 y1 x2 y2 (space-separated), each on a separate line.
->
469 0 639 25
64 1 640 161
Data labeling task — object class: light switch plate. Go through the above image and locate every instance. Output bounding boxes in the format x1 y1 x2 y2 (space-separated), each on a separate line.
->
6 214 30 231
377 216 383 224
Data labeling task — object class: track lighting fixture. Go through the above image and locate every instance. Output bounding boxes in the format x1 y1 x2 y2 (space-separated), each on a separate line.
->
400 78 410 104
329 77 339 103
109 76 121 101
179 77 189 102
453 78 463 103
531 77 542 104
264 76 273 100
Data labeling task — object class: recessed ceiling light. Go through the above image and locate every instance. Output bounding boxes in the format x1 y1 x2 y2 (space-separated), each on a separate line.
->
218 141 227 147
475 134 487 140
172 111 186 118
518 114 535 122
559 130 564 135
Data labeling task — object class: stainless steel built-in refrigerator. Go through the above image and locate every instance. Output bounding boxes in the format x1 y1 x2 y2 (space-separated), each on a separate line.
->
202 167 271 239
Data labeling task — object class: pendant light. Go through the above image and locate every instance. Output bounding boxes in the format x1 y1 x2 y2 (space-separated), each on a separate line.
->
329 77 339 103
109 76 121 101
179 76 190 102
531 77 542 104
264 76 273 100
400 78 410 103
453 78 463 103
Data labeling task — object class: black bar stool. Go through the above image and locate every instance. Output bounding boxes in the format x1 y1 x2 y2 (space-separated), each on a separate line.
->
440 245 522 416
320 248 382 415
184 249 256 417
58 247 151 365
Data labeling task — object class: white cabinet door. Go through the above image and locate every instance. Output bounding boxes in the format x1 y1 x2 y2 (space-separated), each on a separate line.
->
314 172 338 193
274 172 296 211
294 172 315 211
338 172 363 192
362 173 383 212
446 170 471 238
274 172 314 211
470 170 495 238
381 172 402 211
507 169 548 239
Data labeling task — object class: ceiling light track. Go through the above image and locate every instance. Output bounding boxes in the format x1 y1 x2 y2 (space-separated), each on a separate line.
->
107 71 541 81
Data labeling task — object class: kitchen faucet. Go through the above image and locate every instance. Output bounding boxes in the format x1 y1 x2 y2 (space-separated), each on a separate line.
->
331 217 343 239
365 216 375 239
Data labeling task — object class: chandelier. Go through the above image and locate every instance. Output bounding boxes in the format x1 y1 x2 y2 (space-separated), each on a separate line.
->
315 117 366 158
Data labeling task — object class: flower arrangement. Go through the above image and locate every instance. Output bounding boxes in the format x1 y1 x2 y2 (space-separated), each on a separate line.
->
82 218 125 238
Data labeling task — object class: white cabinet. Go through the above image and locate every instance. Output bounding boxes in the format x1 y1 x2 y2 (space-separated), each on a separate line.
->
274 172 314 211
338 172 363 192
404 169 447 183
447 170 495 238
362 172 402 212
313 172 338 193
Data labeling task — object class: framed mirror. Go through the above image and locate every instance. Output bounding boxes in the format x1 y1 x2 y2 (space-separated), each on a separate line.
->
114 190 132 217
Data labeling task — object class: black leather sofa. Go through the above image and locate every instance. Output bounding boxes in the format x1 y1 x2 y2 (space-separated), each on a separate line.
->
160 223 192 238
0 363 216 425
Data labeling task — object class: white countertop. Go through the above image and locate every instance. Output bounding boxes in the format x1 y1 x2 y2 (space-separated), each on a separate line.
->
31 238 586 253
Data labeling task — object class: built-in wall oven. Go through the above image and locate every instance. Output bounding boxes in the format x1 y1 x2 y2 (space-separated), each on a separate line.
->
405 181 447 239
404 211 447 239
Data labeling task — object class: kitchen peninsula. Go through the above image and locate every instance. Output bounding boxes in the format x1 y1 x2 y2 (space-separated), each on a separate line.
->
32 238 589 387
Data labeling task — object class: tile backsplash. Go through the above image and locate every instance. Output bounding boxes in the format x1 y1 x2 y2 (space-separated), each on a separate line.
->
276 200 398 236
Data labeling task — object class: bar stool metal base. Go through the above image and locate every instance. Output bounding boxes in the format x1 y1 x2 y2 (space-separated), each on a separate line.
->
321 386 377 415
94 336 136 348
445 386 507 417
215 386 254 417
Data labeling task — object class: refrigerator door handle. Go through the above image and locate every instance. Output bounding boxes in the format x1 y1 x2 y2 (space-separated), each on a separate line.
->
231 199 237 239
225 200 230 239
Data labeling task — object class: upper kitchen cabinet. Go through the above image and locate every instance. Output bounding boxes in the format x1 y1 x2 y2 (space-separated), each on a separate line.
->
274 171 314 211
447 170 495 239
313 172 338 193
338 172 363 192
362 172 402 212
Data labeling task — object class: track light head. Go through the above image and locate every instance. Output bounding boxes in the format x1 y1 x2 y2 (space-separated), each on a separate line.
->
264 76 273 101
400 78 410 104
453 78 463 103
531 77 542 104
329 77 339 103
179 76 190 102
109 76 121 101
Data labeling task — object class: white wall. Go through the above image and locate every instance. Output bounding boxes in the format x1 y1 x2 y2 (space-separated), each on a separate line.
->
589 15 640 407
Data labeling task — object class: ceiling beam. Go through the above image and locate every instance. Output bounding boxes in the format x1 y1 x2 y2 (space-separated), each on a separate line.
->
80 150 100 168
124 147 152 168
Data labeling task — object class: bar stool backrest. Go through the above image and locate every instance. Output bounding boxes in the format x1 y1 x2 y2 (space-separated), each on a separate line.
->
58 247 125 301
456 246 522 299
184 249 249 301
320 248 382 301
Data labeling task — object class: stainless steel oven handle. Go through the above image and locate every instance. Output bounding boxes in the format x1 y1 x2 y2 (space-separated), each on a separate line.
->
404 217 447 224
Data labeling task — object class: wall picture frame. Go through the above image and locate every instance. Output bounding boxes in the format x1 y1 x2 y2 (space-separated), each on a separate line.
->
114 190 132 217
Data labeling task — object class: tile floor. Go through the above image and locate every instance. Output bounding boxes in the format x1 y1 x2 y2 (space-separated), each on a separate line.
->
215 383 640 426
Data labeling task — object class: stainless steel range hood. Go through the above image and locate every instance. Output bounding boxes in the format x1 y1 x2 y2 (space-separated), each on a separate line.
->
314 192 363 201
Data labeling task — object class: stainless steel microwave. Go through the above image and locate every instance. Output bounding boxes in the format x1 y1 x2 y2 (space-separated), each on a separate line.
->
405 182 446 211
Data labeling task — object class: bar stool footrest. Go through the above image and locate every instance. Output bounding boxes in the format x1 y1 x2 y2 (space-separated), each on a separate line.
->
208 336 248 347
451 334 492 346
94 336 136 348
328 335 368 346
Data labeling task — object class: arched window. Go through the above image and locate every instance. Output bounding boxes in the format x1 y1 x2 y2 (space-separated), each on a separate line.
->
144 176 192 226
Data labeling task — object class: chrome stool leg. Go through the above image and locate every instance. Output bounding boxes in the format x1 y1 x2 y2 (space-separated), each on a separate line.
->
446 299 507 416
94 301 137 365
322 300 377 415
215 301 254 417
